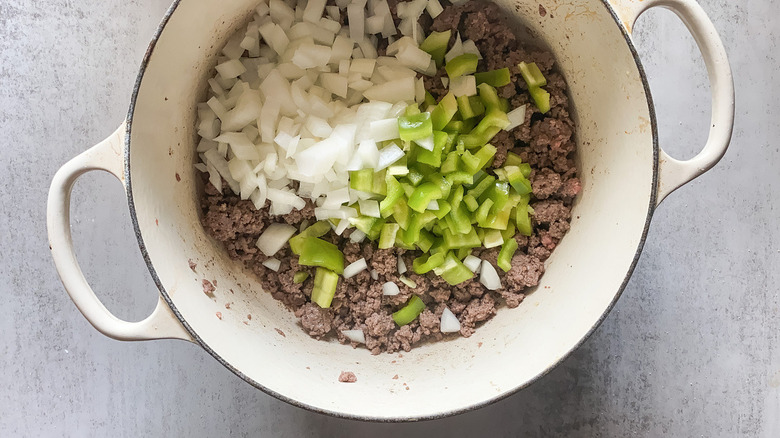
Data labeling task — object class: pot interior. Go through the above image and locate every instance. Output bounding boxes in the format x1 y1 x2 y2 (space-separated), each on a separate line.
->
126 0 655 419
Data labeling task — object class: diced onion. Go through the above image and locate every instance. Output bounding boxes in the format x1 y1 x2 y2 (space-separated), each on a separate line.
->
262 258 282 271
376 142 405 170
440 307 461 333
506 105 527 131
342 329 366 344
344 258 368 278
256 223 297 256
382 281 400 296
397 256 407 274
350 229 367 243
370 269 379 280
479 260 502 290
463 255 482 273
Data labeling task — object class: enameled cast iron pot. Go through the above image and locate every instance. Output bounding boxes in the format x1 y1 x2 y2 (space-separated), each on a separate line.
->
47 0 734 421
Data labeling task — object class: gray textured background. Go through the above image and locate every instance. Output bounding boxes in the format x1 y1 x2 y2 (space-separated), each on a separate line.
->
1 0 777 436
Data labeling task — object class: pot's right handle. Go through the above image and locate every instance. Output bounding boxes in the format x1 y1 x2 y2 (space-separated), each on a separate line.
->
614 0 735 206
47 124 193 342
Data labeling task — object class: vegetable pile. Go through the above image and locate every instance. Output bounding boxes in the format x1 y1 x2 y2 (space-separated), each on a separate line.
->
196 0 575 340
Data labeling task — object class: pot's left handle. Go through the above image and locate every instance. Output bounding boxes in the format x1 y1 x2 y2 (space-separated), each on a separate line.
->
47 123 193 342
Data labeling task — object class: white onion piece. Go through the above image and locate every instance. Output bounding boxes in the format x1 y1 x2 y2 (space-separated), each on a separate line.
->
415 134 434 151
349 229 367 243
382 282 400 296
427 200 439 211
463 255 482 273
292 42 332 69
461 39 483 59
426 0 444 18
369 118 400 142
370 269 379 280
256 223 297 256
440 307 461 333
479 260 502 291
450 75 477 97
344 258 368 279
366 15 384 34
506 105 528 131
342 329 366 344
396 45 432 72
303 0 327 23
215 59 247 80
347 2 365 42
358 199 381 218
445 33 464 63
376 143 405 170
262 258 282 272
397 256 407 275
363 77 416 102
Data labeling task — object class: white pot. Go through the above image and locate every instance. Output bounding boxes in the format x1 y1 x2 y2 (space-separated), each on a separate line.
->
47 0 734 421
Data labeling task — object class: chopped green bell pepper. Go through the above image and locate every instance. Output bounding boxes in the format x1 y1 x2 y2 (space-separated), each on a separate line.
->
289 220 332 254
297 237 344 274
416 130 448 167
442 228 481 249
398 112 433 142
457 95 485 120
468 174 495 199
431 93 458 131
463 194 479 212
475 68 512 87
529 86 551 114
349 168 375 193
517 62 547 88
497 237 519 272
293 271 310 284
392 295 426 326
445 54 479 78
413 252 447 274
483 229 504 248
440 152 460 174
432 199 452 219
311 268 339 308
438 252 474 285
420 30 451 68
477 83 502 110
505 152 523 167
516 204 533 236
379 174 404 215
408 182 443 213
404 211 437 242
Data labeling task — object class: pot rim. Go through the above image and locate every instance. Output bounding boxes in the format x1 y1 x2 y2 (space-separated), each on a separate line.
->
123 0 659 422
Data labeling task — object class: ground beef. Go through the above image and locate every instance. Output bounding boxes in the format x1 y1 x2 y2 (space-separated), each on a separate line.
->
198 0 580 353
338 371 357 383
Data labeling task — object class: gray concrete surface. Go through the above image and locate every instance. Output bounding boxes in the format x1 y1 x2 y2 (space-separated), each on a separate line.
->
1 0 777 436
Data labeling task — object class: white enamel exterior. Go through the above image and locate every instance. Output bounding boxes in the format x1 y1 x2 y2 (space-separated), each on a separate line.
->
47 0 733 421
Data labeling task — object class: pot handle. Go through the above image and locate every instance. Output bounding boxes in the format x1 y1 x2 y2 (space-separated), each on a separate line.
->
47 123 193 342
614 0 735 206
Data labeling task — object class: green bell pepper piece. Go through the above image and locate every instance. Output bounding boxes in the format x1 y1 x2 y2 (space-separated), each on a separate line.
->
405 104 421 116
417 229 436 253
440 153 460 175
366 217 386 240
420 30 451 68
392 295 426 326
289 221 332 254
448 205 473 234
349 169 374 193
379 175 404 215
392 199 411 230
424 91 437 108
459 150 481 174
398 112 432 142
516 204 533 236
416 130 447 167
408 182 443 213
529 86 551 114
501 222 517 241
517 62 547 88
474 67 512 87
433 199 452 219
311 268 339 308
504 165 533 195
438 252 474 285
406 167 425 186
413 252 447 274
475 198 494 224
472 107 511 136
293 271 310 284
348 215 378 236
483 229 504 248
497 237 519 272
431 93 458 131
456 248 471 260
442 228 481 250
477 83 502 110
445 54 479 78
378 223 400 249
445 171 473 187
468 174 495 199
473 144 497 170
457 95 485 120
404 211 437 242
463 194 479 212
505 152 523 167
297 237 344 274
